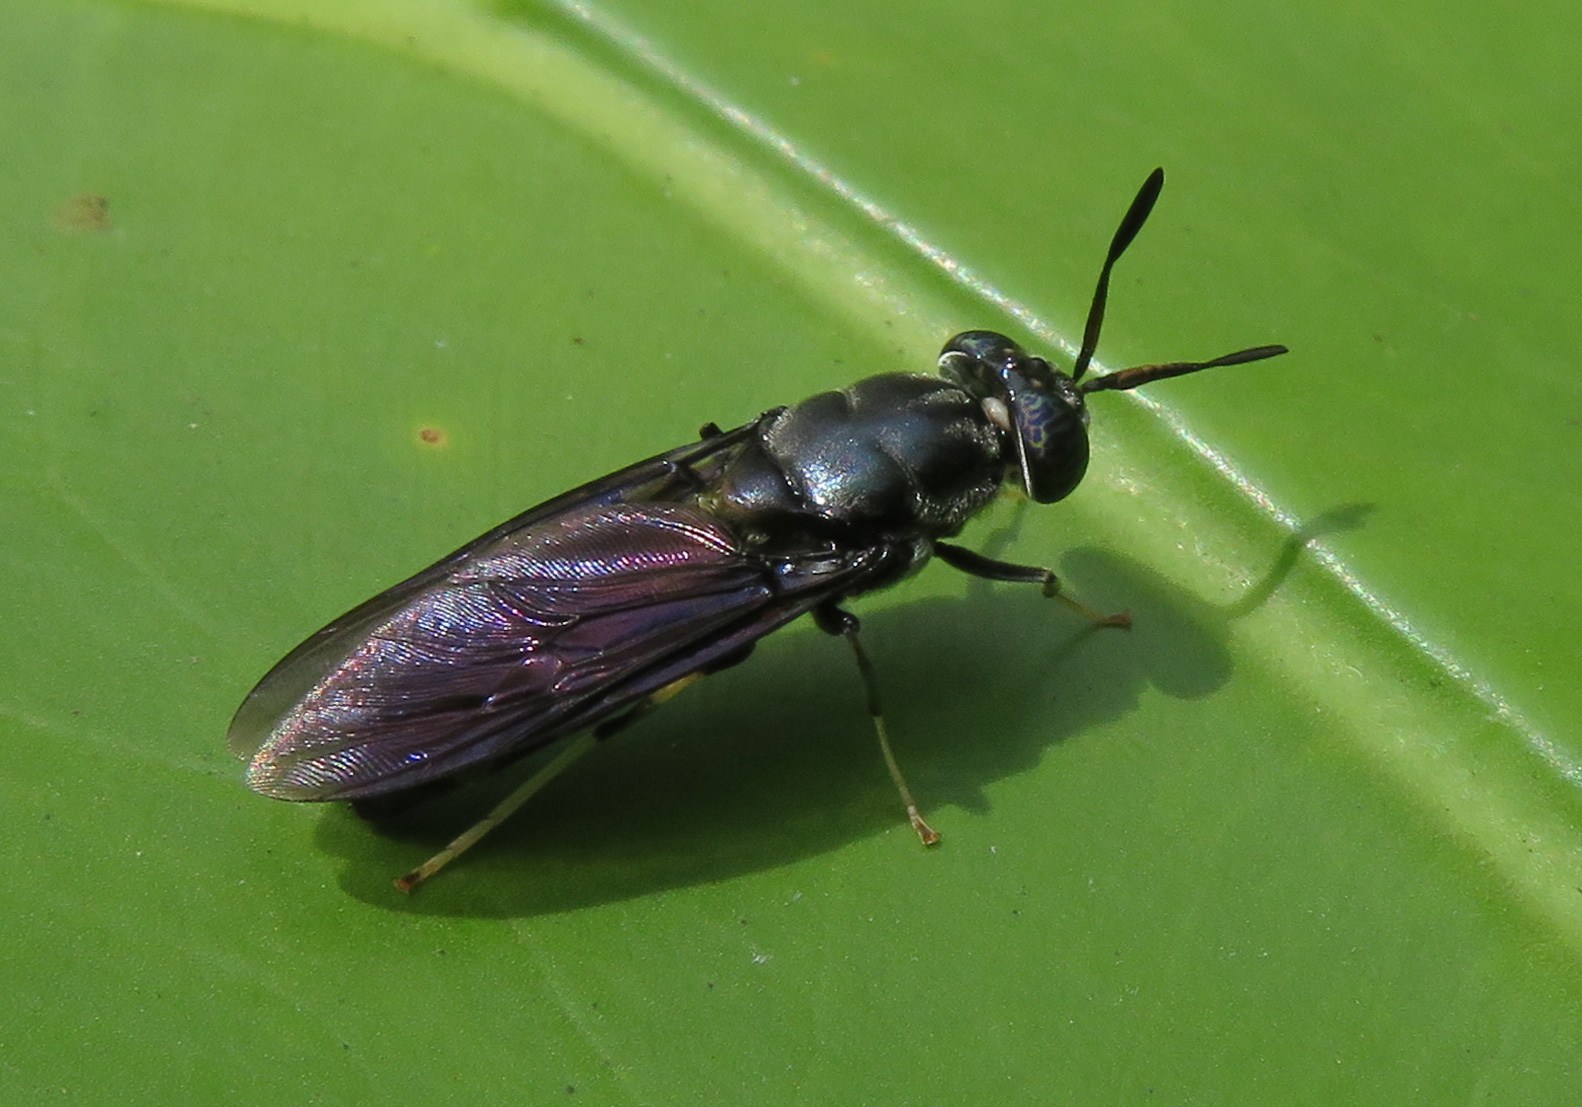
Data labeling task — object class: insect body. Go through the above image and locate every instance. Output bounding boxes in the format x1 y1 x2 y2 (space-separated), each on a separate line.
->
229 168 1286 890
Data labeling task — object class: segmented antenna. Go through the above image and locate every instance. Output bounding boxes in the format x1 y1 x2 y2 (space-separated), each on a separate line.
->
1071 167 1165 383
1081 344 1289 394
1072 168 1287 391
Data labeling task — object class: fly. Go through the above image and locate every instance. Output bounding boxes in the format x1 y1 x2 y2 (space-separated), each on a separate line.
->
228 168 1287 891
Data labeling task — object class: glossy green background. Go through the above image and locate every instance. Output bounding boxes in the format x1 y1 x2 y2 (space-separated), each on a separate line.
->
4 0 1580 1100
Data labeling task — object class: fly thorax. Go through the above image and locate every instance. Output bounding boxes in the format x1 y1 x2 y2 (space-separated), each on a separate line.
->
709 373 1003 539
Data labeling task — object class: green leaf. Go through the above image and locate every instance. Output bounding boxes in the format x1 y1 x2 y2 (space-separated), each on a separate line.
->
5 0 1579 1100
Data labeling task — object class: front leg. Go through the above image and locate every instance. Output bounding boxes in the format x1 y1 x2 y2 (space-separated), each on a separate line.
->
933 541 1131 629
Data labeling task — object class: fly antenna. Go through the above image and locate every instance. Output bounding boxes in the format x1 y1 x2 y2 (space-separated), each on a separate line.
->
1080 344 1289 394
1071 167 1165 383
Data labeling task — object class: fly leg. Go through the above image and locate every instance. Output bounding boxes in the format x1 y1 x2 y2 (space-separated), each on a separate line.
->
934 541 1131 629
814 603 941 847
394 732 596 894
394 673 708 894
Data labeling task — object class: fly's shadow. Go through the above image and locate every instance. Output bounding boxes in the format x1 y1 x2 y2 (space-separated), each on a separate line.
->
316 502 1367 916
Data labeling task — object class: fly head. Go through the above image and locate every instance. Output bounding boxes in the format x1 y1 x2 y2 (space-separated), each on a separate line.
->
937 168 1288 505
938 330 1089 504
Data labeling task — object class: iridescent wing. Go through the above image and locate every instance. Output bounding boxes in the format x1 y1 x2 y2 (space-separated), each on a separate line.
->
229 424 895 800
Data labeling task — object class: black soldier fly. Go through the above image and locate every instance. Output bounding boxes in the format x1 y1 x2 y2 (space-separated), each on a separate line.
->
229 168 1286 891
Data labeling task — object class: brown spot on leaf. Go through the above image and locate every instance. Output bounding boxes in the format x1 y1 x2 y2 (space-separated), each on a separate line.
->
53 193 112 233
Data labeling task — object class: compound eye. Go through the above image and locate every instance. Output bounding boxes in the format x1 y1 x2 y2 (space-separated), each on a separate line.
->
1010 372 1058 455
939 331 1090 502
1003 362 1090 504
